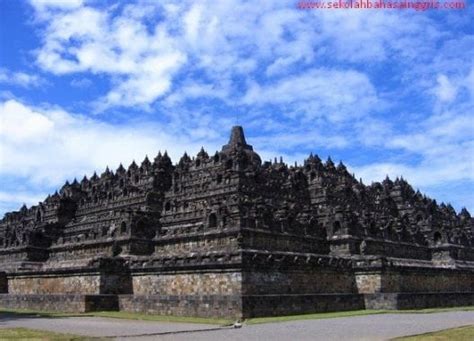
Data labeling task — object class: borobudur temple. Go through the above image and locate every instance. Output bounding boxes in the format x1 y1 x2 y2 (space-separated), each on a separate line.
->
0 126 473 318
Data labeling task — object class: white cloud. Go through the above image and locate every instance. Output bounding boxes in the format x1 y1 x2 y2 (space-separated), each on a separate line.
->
0 99 212 190
433 74 458 102
29 0 85 20
253 130 349 151
0 191 45 209
352 146 473 188
243 68 379 122
29 1 436 111
352 108 474 188
101 50 186 108
31 0 84 9
315 8 431 59
0 69 43 88
464 66 474 97
163 81 230 106
34 3 187 109
0 100 54 143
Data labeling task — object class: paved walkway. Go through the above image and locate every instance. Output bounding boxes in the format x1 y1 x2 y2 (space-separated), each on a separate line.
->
0 314 221 338
0 311 473 340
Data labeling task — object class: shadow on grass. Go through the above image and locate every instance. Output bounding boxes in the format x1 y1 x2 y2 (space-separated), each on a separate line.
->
0 309 86 323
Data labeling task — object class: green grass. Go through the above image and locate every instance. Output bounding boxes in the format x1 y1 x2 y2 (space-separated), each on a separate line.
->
392 306 474 314
1 306 473 326
0 327 99 340
0 308 74 318
393 325 474 340
0 308 233 326
245 306 474 324
246 309 385 324
84 310 233 325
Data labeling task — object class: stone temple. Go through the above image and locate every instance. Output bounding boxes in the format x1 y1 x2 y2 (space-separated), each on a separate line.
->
0 126 473 318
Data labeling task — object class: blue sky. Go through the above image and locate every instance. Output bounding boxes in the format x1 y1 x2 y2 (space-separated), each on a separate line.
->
0 0 473 216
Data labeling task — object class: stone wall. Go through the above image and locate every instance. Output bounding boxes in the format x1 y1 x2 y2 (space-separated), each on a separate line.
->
0 250 29 263
355 272 384 294
242 229 328 254
364 292 474 310
396 270 473 293
154 231 240 256
48 242 114 262
131 270 241 295
115 270 244 318
100 273 132 294
7 269 133 295
355 268 474 294
240 267 362 317
242 294 365 318
242 269 357 295
118 294 242 318
432 245 474 262
362 239 431 260
0 248 49 269
0 294 118 312
8 274 102 294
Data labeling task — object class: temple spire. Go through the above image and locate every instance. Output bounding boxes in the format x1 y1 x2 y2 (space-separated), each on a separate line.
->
229 126 247 146
222 126 253 152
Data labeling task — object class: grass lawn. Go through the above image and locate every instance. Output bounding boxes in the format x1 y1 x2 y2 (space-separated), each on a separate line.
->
0 306 473 326
0 308 233 326
85 310 233 325
0 327 99 340
246 306 474 324
393 325 474 340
